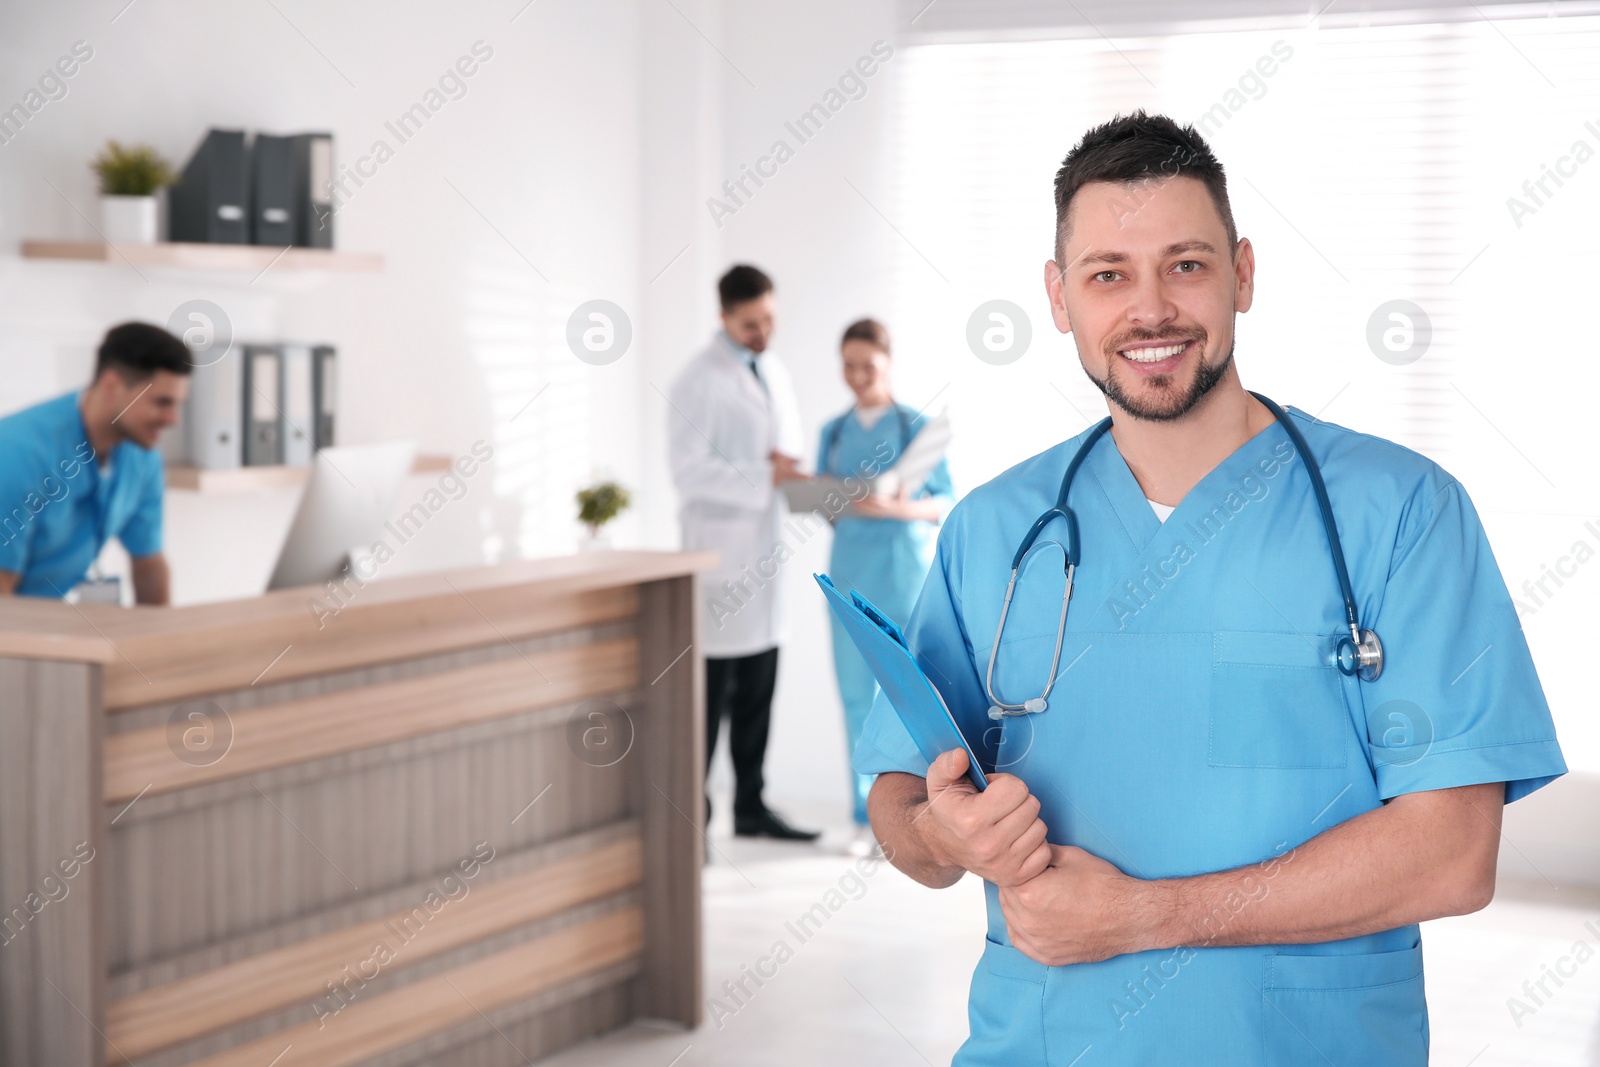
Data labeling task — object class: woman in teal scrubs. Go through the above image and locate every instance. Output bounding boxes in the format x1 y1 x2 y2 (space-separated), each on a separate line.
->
819 319 954 855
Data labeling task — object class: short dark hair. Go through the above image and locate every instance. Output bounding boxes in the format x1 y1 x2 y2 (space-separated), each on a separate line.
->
1053 110 1237 265
95 322 192 381
841 318 891 355
718 264 774 312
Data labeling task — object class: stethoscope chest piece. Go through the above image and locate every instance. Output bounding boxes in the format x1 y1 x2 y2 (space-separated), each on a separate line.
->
1336 627 1384 682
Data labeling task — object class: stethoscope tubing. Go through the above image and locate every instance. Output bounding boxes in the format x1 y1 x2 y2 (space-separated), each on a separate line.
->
985 394 1381 720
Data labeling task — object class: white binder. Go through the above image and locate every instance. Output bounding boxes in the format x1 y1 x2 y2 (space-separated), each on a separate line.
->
242 344 283 466
183 351 243 469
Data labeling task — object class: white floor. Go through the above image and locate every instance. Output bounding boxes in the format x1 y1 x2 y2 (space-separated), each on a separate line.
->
542 800 1600 1067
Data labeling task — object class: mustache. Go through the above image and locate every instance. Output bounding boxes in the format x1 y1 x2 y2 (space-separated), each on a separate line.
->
1105 327 1205 354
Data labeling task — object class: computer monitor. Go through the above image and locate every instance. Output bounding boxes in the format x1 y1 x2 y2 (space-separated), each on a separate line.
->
268 441 417 590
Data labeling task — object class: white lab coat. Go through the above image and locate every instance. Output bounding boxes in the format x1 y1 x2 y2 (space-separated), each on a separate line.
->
667 332 804 658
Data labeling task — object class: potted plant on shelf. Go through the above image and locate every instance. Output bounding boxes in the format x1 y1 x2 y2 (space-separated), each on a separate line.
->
576 480 630 551
90 140 176 245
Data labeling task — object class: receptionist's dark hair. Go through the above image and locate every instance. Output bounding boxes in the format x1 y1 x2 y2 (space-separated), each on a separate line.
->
718 264 774 312
95 322 193 382
1053 109 1237 264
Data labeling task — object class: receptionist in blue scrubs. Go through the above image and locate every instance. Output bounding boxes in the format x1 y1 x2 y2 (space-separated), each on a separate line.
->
855 111 1566 1065
0 322 190 605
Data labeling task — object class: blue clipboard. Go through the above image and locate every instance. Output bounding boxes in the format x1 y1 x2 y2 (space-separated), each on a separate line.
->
815 573 989 789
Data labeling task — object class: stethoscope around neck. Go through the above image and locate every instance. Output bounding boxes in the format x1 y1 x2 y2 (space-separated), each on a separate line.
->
984 391 1384 721
822 402 913 477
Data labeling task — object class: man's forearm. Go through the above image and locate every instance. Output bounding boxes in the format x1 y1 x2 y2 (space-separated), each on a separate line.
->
867 772 965 889
132 555 169 605
1137 783 1503 952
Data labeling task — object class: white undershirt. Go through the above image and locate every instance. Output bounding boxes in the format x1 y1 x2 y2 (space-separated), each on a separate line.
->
854 402 892 431
1148 498 1176 523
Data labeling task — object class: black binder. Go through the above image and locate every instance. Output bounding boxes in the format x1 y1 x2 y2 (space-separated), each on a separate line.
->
168 129 249 244
288 133 334 248
250 134 296 246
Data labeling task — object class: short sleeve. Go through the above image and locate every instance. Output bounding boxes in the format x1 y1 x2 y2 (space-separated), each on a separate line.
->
918 456 955 510
0 450 38 574
116 456 164 558
816 418 839 478
851 513 994 778
1363 479 1565 803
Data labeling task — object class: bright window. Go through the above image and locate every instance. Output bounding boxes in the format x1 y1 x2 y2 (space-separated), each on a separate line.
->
886 15 1600 770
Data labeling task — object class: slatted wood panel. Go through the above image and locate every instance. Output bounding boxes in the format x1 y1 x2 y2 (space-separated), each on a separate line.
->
105 836 640 1062
635 576 704 1025
102 621 635 738
103 584 640 711
107 822 635 992
102 637 638 803
0 658 107 1067
0 554 713 1067
365 970 635 1067
107 714 633 973
180 907 643 1067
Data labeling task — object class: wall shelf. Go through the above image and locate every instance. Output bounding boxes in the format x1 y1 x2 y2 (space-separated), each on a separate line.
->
21 240 383 273
168 454 453 493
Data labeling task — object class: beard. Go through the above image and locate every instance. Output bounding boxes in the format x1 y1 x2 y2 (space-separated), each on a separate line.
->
1082 327 1234 422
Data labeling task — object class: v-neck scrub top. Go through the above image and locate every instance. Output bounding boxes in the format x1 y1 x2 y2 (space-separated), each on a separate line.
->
853 405 1566 1066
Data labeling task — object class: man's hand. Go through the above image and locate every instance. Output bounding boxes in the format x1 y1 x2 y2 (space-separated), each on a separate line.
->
999 844 1157 966
770 451 804 486
996 782 1507 967
131 553 170 606
919 748 1051 887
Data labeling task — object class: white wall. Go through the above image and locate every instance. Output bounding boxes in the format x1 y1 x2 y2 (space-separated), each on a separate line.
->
637 0 729 551
0 0 646 603
710 0 907 818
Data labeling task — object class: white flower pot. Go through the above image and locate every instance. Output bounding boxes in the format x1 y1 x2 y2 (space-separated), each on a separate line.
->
100 195 158 245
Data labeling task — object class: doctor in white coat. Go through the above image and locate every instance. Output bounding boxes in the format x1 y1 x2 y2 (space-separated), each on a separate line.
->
667 265 821 842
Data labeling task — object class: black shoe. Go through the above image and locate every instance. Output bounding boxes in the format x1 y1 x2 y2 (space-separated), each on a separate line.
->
734 809 821 842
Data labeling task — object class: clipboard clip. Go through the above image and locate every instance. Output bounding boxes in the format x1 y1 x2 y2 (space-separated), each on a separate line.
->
815 574 909 649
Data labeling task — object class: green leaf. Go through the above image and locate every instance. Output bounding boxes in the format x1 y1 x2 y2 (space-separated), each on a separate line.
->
90 140 177 197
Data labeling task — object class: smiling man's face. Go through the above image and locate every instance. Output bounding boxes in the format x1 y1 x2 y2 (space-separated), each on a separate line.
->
1044 175 1254 422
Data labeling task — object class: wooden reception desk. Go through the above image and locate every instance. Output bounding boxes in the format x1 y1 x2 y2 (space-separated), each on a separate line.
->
0 551 714 1067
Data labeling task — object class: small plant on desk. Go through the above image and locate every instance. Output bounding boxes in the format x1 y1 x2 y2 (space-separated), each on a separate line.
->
577 480 630 549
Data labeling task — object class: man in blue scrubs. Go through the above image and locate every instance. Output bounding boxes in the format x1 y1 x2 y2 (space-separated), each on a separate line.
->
856 111 1566 1064
0 322 190 604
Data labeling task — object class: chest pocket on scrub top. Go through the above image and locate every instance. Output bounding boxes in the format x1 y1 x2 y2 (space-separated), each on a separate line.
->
1209 631 1349 769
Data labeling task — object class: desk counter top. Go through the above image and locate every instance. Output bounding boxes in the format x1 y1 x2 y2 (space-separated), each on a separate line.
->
0 550 715 710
